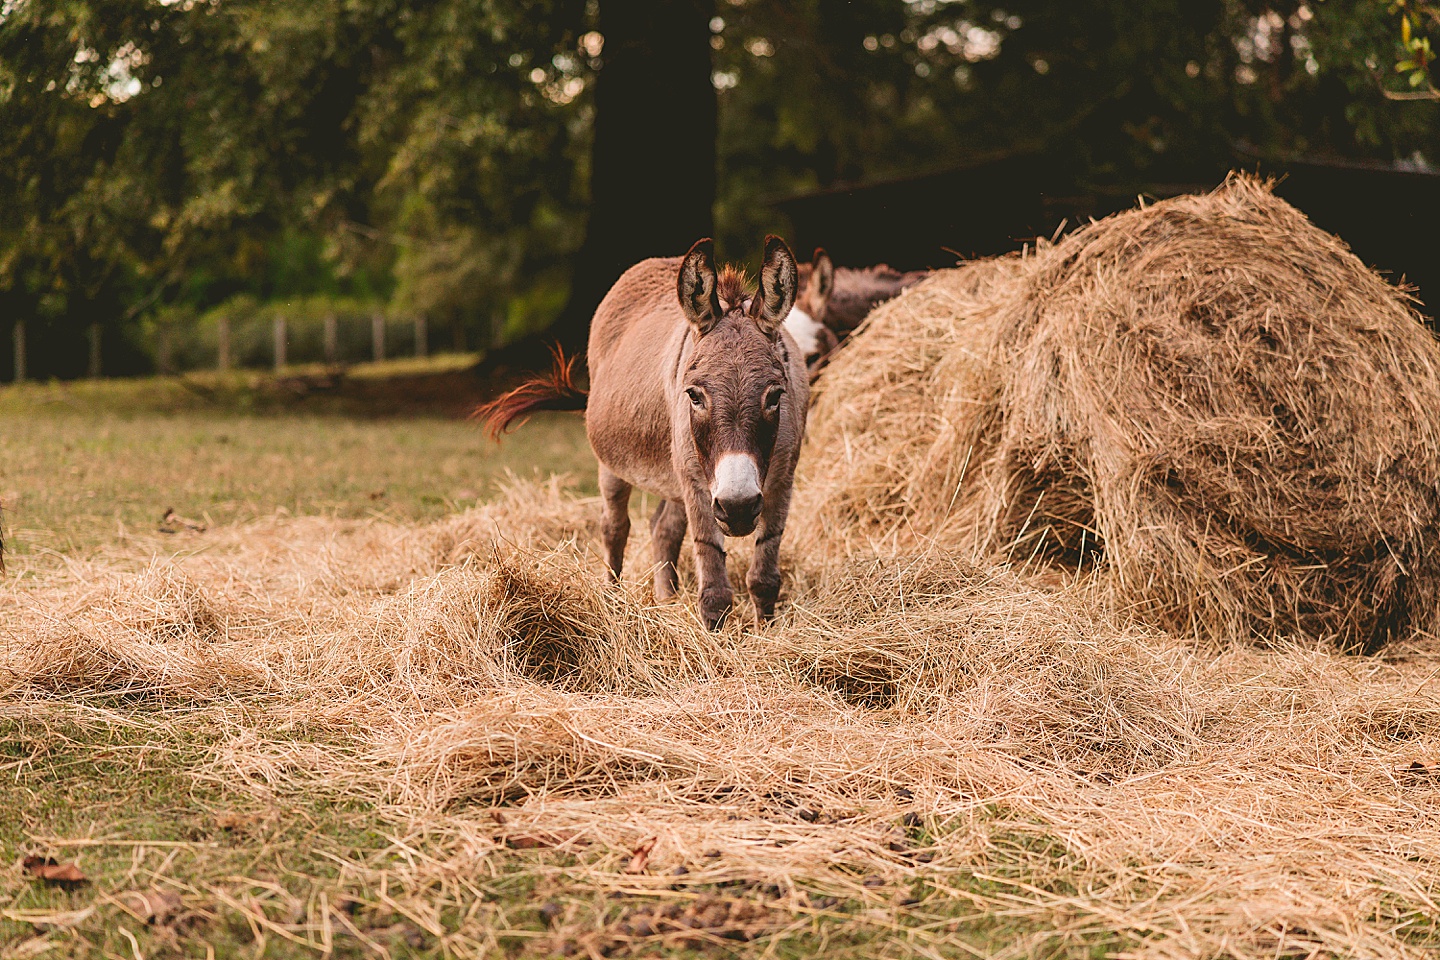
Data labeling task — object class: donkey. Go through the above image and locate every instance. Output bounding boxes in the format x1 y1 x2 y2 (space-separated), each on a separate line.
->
782 248 836 376
480 236 809 629
784 255 930 374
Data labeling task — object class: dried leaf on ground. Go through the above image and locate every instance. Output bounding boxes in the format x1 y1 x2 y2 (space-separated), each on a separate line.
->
159 508 207 534
624 837 658 874
502 829 587 850
21 856 87 886
117 888 183 925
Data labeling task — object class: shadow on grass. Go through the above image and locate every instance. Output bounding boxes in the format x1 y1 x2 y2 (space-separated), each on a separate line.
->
0 354 505 421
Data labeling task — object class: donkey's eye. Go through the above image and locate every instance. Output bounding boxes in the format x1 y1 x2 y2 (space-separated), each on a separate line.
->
764 387 784 412
686 387 706 408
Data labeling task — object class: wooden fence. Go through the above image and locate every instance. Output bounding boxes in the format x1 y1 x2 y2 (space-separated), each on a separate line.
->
9 313 435 382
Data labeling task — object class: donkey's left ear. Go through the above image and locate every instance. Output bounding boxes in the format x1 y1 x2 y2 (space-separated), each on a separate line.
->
749 235 799 334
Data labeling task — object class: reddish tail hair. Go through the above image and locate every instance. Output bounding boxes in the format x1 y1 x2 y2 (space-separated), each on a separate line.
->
473 344 587 441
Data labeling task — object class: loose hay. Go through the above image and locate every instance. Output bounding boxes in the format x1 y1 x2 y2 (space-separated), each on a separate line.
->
6 476 1440 958
797 174 1440 651
7 178 1440 958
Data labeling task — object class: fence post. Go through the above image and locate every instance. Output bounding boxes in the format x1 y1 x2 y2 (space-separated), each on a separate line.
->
371 311 385 363
323 313 338 364
273 315 287 371
217 316 231 371
157 324 173 375
414 316 428 359
88 323 102 378
12 320 25 383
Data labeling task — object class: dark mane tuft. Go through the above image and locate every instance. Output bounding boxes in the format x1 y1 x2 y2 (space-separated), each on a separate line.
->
716 265 753 310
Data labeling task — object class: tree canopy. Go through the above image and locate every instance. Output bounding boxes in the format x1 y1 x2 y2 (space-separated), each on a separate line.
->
1 0 1436 376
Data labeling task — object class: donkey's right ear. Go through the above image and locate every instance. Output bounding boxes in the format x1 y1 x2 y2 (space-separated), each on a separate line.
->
677 238 722 335
811 248 835 303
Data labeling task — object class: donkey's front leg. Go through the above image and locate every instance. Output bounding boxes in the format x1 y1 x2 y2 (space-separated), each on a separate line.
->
747 489 793 622
598 465 632 581
682 491 732 629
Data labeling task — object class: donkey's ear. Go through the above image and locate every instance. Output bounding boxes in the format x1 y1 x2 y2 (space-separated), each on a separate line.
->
749 235 799 334
677 238 722 335
811 249 835 302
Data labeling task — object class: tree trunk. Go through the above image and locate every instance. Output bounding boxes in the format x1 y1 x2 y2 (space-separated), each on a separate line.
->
371 312 386 363
323 313 339 364
157 325 173 375
500 0 716 371
217 316 231 371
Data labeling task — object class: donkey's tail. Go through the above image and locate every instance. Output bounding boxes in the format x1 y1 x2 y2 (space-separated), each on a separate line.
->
473 343 587 441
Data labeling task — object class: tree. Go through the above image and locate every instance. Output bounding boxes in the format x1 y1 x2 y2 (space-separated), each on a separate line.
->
4 0 1439 380
0 0 593 376
545 0 717 357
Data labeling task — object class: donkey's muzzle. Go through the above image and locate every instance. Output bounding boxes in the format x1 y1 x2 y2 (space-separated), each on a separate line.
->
713 493 762 537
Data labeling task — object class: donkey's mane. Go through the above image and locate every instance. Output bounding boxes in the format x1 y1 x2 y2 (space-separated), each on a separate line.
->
716 265 753 310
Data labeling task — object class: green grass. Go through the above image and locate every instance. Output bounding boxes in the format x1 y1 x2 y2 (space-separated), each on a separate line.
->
0 711 481 959
0 359 595 558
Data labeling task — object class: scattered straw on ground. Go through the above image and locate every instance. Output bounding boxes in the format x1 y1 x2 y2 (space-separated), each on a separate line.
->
4 475 1440 957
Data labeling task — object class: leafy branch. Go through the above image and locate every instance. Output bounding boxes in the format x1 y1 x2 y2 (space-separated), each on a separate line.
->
1382 0 1440 98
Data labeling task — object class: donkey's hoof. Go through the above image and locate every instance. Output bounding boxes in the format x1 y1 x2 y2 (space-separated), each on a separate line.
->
748 582 780 623
700 591 733 631
702 607 731 630
653 573 680 602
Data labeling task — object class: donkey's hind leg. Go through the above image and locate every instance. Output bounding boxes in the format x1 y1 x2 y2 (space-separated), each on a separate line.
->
649 499 688 600
598 465 632 581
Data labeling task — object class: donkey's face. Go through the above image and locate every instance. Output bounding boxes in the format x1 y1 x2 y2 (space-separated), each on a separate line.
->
676 237 798 537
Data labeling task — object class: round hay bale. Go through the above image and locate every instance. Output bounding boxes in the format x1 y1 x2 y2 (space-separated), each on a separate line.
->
795 175 1440 651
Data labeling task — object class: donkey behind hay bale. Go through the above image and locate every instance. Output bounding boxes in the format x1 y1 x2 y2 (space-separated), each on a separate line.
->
480 237 809 629
783 251 929 375
781 248 836 376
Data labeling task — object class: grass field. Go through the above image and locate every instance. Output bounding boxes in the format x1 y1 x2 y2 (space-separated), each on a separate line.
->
0 358 595 560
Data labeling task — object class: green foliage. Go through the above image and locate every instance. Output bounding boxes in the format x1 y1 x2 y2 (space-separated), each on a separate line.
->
0 0 591 372
1385 0 1440 94
2 0 1439 374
